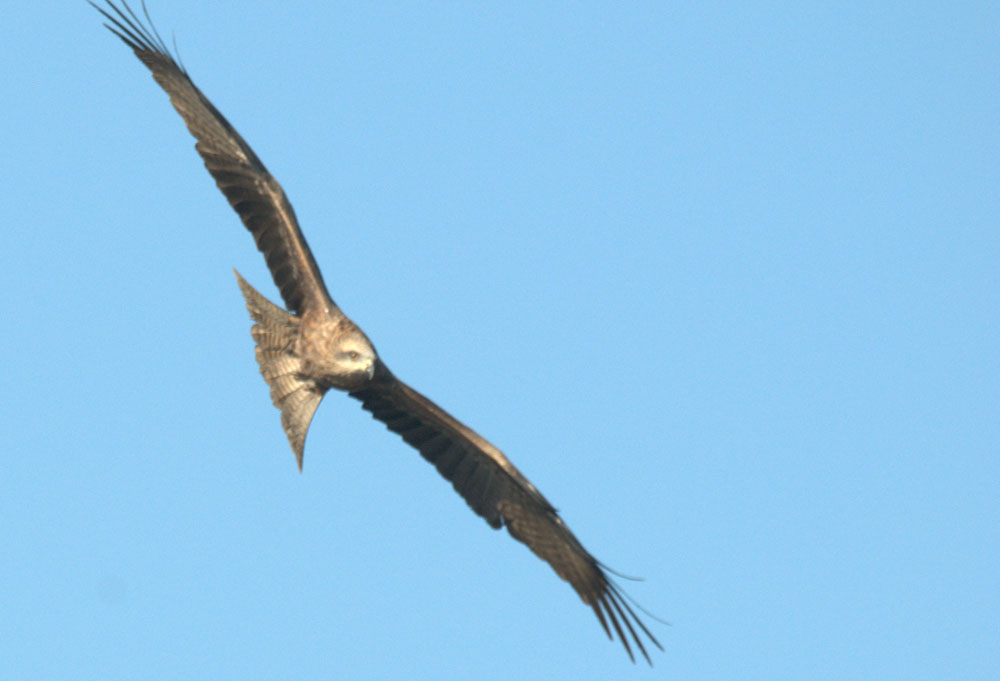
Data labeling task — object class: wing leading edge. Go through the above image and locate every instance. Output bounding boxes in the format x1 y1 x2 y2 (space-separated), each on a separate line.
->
91 0 332 316
351 361 662 662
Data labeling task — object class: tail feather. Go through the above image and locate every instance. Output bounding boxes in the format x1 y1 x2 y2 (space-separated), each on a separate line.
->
234 269 323 469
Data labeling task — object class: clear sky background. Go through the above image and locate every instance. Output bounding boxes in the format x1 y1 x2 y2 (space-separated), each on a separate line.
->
2 2 997 679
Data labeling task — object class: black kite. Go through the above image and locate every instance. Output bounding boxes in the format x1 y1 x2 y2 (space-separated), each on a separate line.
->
93 0 661 663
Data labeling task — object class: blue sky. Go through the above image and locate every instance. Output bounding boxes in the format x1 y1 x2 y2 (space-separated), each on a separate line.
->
2 1 997 679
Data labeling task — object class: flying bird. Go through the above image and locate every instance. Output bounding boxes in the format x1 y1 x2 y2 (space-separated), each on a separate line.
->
93 0 661 663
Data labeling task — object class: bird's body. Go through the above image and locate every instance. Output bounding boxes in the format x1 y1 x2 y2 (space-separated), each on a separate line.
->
93 0 660 663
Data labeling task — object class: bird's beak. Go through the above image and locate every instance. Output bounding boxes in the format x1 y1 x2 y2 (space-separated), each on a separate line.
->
366 361 376 380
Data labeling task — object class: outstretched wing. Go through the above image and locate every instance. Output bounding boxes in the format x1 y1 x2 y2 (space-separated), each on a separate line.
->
350 361 662 663
92 0 332 315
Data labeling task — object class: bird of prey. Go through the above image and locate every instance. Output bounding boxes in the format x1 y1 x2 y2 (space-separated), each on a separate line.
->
93 0 661 663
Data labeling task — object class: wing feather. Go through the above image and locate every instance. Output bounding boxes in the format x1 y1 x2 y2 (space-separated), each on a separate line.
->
350 361 662 662
92 0 332 315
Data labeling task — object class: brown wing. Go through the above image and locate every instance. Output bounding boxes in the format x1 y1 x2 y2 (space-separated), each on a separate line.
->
93 0 331 315
350 360 663 663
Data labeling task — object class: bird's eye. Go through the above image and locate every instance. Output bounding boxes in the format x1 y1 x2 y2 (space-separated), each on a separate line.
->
347 351 360 361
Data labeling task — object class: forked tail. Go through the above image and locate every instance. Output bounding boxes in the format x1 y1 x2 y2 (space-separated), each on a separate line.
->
234 270 324 469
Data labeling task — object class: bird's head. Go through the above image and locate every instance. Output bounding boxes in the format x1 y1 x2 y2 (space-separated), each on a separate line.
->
325 324 377 390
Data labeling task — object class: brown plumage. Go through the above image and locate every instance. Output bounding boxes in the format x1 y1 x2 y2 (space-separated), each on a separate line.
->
93 0 662 663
